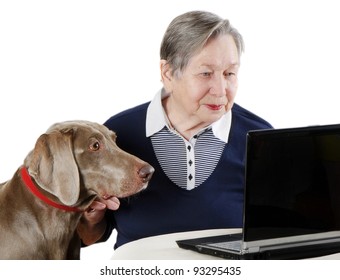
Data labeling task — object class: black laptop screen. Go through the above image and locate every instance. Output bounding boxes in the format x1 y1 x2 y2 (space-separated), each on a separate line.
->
244 125 340 242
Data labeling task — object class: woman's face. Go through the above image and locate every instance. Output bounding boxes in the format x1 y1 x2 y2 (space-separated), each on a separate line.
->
162 34 240 129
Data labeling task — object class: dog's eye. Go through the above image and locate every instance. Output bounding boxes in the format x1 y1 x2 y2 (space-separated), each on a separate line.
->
89 141 101 151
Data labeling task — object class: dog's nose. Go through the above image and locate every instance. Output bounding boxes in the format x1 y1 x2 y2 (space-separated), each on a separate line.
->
138 164 155 183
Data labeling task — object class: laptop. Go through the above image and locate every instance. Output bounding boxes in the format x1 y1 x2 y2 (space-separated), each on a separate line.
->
177 124 340 259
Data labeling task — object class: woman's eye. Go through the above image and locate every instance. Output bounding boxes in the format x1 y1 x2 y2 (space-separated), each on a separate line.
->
225 72 238 81
201 72 212 77
89 141 101 151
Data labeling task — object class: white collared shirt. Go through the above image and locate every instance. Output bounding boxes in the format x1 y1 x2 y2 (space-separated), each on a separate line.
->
146 88 232 190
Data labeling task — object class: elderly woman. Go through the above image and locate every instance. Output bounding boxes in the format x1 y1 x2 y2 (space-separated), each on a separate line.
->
77 10 272 249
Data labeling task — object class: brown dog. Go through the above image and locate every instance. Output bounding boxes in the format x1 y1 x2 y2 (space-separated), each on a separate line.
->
0 121 154 259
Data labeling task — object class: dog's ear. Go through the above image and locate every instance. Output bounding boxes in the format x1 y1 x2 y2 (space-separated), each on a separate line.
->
24 129 80 206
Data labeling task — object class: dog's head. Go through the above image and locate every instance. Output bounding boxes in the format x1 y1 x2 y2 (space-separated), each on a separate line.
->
24 121 154 207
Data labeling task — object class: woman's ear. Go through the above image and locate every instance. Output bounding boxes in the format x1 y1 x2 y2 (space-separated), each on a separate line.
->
160 60 173 92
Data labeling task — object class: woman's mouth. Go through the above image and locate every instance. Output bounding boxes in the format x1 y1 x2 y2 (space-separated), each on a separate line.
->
205 104 223 111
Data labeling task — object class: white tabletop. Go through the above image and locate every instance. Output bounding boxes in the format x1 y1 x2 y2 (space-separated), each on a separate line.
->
111 228 340 260
111 228 237 260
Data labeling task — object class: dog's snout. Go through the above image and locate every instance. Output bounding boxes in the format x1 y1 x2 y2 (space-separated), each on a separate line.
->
138 165 154 183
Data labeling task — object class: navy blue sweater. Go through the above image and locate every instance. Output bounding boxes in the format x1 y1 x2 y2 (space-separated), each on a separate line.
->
103 102 272 249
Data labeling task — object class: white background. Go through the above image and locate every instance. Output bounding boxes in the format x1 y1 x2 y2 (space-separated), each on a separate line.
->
1 0 340 260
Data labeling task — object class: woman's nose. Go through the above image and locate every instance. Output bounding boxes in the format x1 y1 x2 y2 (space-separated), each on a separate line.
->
209 75 228 97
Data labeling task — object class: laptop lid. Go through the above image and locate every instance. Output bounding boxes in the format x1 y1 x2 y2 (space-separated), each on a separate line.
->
243 124 340 252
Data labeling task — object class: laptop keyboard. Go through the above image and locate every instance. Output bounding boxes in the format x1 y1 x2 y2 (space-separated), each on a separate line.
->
205 240 242 252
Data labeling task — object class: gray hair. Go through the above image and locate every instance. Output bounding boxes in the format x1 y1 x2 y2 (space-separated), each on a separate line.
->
160 11 244 76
